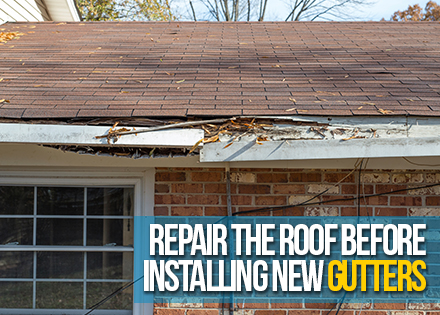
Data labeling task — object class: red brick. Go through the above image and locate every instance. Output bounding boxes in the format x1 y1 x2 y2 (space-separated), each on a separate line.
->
154 310 185 315
255 196 286 205
192 172 223 182
324 172 355 183
290 173 322 182
375 185 407 194
236 207 272 216
271 303 302 309
221 195 253 205
154 206 168 216
154 302 168 307
155 195 185 205
205 206 228 216
187 195 219 205
171 206 203 216
203 303 231 309
171 183 203 193
365 196 388 206
155 172 186 182
273 207 304 216
239 185 271 194
341 184 373 195
327 311 354 315
390 196 422 206
205 184 227 194
187 310 219 315
257 173 288 183
288 311 320 315
273 184 306 194
374 303 406 310
322 195 354 205
305 303 337 309
155 184 169 193
426 196 440 206
255 311 286 315
375 207 408 216
341 206 373 216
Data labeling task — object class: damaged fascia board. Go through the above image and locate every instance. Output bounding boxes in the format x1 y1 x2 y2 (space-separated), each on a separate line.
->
201 137 440 162
200 116 440 162
0 123 204 148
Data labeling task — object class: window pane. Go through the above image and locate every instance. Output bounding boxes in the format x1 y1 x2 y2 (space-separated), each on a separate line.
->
37 218 83 245
37 252 83 279
0 252 33 278
87 188 133 216
87 219 133 246
36 282 83 309
0 186 33 215
0 218 33 245
87 252 133 279
87 282 132 310
0 282 33 308
37 187 84 215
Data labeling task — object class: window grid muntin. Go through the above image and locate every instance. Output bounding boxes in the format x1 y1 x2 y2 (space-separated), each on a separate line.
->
0 185 134 311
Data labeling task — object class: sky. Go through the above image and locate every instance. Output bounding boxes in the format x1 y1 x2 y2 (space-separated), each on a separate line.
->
179 0 431 21
263 0 430 21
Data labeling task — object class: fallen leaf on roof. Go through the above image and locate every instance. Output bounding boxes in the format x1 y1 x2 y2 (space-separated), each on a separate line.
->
406 98 414 102
344 75 349 78
385 49 392 51
56 22 66 25
228 66 238 69
176 79 185 83
0 78 3 82
29 26 36 28
282 78 286 82
0 99 10 103
285 108 296 112
289 98 296 103
375 95 385 97
261 56 269 58
28 31 35 34
248 99 252 102
326 77 333 80
378 109 393 115
120 91 129 94
362 102 376 106
239 42 247 45
272 65 281 68
79 23 85 26
298 109 308 113
92 71 106 73
0 32 24 43
165 72 174 75
160 59 163 62
150 38 154 41
357 106 363 110
78 77 87 80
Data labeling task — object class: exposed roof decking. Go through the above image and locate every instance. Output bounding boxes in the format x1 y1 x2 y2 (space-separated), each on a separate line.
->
0 21 439 120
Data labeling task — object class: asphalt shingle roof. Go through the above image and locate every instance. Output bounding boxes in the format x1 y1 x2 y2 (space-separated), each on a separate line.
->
0 21 440 119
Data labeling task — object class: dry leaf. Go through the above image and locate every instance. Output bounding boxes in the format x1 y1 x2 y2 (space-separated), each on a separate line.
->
326 77 333 80
406 98 414 102
378 109 394 115
285 108 296 112
176 79 185 83
120 91 129 94
298 109 308 113
78 77 87 80
282 78 286 82
0 78 3 82
357 106 363 110
272 65 281 68
289 98 296 103
223 142 234 149
0 99 10 103
362 102 376 106
150 38 154 41
344 75 349 78
165 72 174 75
29 26 36 28
56 22 66 25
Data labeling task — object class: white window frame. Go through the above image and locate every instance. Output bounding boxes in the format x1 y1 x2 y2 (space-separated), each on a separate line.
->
0 168 154 315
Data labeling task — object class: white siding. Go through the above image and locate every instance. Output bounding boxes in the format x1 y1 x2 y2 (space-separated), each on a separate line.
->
0 0 79 23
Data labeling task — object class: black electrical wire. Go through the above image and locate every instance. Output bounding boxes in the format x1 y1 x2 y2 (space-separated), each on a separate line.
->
232 181 440 216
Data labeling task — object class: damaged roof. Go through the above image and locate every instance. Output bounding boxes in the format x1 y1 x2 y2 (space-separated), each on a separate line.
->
0 21 440 120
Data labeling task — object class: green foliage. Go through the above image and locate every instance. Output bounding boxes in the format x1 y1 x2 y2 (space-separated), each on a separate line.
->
77 0 175 21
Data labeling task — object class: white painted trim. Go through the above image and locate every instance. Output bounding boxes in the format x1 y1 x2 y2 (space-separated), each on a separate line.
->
65 0 81 21
0 123 204 148
201 137 440 162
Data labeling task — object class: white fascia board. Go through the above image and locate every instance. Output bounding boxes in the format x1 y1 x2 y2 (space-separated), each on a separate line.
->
200 137 440 162
0 123 204 148
43 0 81 21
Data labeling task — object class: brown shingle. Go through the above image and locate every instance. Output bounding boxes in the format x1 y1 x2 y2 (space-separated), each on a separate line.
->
0 21 439 119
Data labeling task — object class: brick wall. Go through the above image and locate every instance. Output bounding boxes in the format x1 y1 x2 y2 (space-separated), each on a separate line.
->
154 167 440 315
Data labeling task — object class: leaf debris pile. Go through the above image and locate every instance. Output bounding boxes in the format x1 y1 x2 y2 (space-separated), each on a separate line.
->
0 32 24 43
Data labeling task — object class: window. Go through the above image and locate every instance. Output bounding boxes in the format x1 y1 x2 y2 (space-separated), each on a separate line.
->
0 185 135 314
